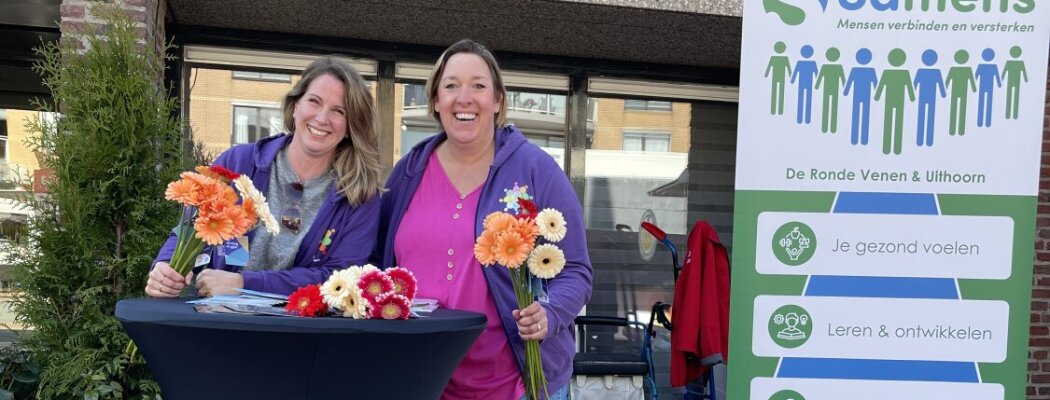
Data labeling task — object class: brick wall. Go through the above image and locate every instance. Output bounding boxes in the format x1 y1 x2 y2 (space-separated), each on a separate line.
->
1032 60 1050 399
60 0 163 52
591 97 692 153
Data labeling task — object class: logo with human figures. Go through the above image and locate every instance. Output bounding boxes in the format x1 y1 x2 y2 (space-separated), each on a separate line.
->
769 305 813 348
772 222 816 266
769 389 807 400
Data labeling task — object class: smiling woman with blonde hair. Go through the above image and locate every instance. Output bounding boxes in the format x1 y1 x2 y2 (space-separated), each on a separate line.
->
374 40 592 400
147 56 382 298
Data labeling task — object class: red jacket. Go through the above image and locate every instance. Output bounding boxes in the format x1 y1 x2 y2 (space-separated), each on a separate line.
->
670 221 730 387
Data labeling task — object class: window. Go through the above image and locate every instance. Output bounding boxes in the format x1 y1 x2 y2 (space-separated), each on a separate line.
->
232 71 292 82
403 84 427 109
622 132 671 152
624 99 672 111
232 105 283 144
525 134 564 149
400 129 432 157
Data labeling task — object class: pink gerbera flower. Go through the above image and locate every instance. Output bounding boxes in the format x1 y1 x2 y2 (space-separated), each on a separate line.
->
385 267 418 301
357 269 394 303
371 293 411 320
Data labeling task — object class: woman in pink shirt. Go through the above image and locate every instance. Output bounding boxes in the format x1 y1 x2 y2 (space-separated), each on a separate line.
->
375 40 592 400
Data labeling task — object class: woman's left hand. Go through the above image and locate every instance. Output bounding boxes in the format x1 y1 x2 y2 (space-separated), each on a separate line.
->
513 301 548 341
195 269 244 297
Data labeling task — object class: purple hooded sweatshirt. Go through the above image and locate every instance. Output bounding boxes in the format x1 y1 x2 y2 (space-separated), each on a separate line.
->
154 134 381 295
373 125 593 396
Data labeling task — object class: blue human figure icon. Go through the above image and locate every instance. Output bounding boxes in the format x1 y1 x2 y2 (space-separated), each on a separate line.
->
791 45 819 125
913 50 946 147
844 48 878 145
975 48 1002 128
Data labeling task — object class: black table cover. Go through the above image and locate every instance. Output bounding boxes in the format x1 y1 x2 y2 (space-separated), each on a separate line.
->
116 298 486 400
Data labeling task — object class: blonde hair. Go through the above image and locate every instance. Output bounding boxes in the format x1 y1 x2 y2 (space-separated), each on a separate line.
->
426 39 509 129
282 57 381 206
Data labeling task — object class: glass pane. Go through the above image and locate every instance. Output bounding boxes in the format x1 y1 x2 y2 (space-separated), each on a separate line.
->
584 95 740 397
647 136 670 152
0 109 44 188
622 136 642 151
232 106 255 144
400 130 431 157
402 83 427 109
260 108 283 140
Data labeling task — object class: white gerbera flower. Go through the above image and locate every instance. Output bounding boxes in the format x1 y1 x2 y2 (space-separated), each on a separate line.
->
341 287 369 319
535 208 567 242
527 244 566 279
320 268 355 309
233 175 279 235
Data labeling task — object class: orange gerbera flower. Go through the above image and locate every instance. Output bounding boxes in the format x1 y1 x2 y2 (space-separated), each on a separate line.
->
242 198 258 221
198 185 239 215
195 166 223 181
494 231 530 269
514 218 540 248
194 210 236 245
226 206 254 237
164 178 199 205
474 230 500 266
483 212 516 233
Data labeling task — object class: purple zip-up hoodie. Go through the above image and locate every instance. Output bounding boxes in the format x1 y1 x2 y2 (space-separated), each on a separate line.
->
154 134 381 295
374 125 593 396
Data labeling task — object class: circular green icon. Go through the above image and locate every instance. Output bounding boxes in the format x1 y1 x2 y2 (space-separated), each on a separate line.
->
768 305 812 349
769 389 806 400
772 222 816 266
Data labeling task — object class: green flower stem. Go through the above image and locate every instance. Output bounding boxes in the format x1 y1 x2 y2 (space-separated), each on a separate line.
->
511 266 549 400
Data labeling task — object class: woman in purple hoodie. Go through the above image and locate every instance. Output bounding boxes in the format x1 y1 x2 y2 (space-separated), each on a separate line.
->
146 57 383 297
374 40 593 399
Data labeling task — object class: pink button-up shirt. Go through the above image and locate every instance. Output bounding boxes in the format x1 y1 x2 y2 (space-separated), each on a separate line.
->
394 152 525 400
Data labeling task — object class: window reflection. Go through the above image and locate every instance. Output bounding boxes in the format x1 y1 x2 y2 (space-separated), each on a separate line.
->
232 105 283 145
396 83 569 168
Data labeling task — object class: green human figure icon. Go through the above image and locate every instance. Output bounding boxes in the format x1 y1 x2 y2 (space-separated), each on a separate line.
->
765 41 793 115
815 47 845 134
945 50 976 136
1002 45 1028 120
874 49 915 155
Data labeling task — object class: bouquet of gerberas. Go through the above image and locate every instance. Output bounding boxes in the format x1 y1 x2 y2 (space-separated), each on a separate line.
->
127 166 280 362
162 166 280 277
474 198 568 400
284 265 419 320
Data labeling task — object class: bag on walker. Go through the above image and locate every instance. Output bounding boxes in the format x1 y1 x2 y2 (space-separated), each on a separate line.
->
571 374 644 400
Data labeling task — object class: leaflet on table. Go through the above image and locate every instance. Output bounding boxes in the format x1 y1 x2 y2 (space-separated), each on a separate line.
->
193 303 291 316
188 295 283 306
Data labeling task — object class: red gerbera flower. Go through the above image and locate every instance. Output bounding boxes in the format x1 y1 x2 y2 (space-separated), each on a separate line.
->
385 267 418 301
285 285 327 317
516 198 539 220
357 269 394 304
371 293 411 320
209 165 241 181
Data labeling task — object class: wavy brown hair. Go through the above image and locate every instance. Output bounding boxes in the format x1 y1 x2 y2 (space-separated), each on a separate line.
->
282 57 381 206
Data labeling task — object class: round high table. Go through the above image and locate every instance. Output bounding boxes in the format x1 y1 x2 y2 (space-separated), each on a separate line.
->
116 298 486 400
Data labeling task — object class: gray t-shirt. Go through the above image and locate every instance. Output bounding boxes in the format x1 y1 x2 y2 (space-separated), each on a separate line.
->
247 148 333 271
